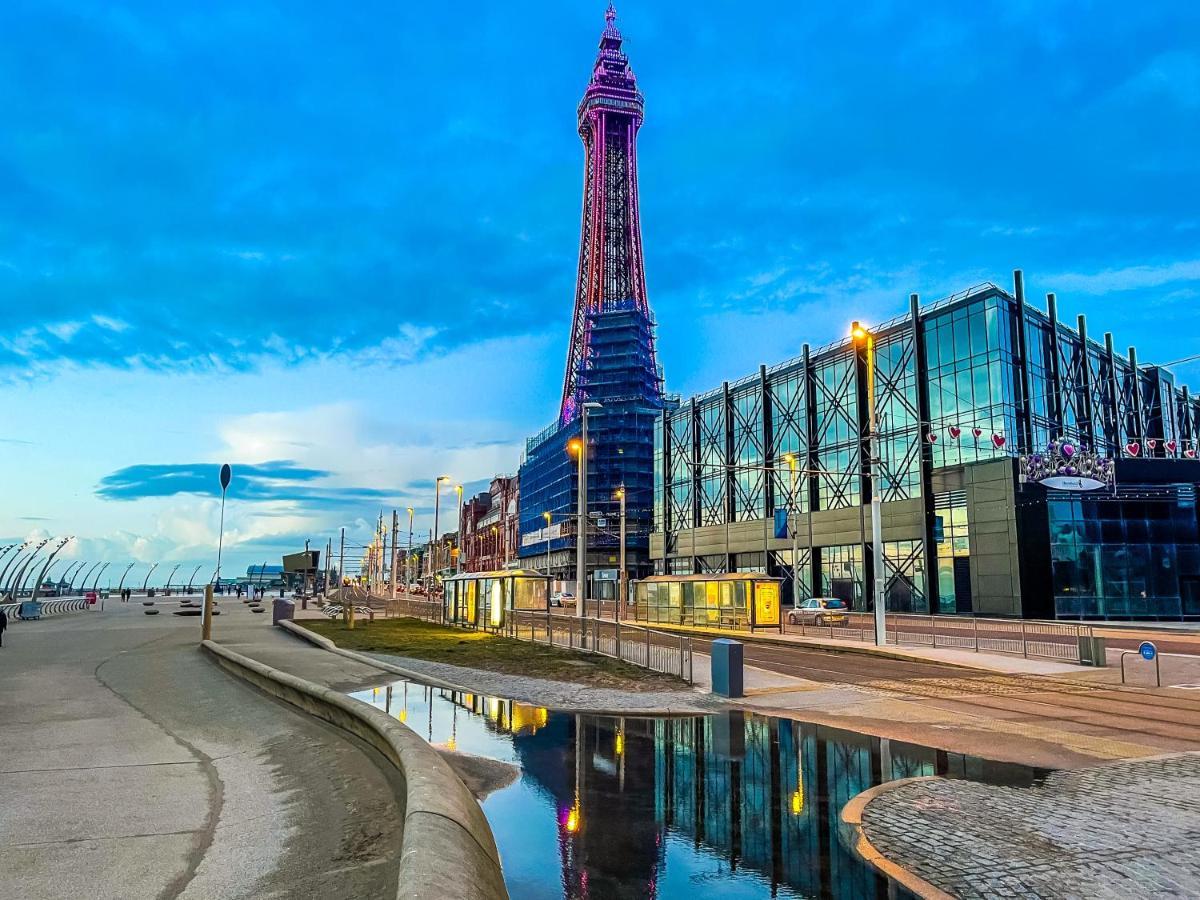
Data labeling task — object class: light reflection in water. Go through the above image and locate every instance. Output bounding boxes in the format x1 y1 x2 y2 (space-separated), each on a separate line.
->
350 681 1044 900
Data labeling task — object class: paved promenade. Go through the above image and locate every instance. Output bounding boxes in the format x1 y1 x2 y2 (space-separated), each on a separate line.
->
856 753 1200 898
0 598 407 900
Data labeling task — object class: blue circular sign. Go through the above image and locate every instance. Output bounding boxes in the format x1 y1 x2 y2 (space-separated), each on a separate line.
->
1139 641 1157 661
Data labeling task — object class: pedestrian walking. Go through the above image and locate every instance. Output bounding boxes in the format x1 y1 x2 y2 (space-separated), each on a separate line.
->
0 605 7 648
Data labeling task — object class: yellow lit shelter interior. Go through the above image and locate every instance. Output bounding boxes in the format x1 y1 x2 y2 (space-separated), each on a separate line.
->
442 570 551 629
633 573 783 631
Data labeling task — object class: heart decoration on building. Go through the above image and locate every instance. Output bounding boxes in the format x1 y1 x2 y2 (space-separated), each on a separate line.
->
1187 448 1197 459
926 432 938 444
1126 442 1141 457
1166 440 1178 454
972 427 983 438
948 425 961 439
991 433 1006 449
1147 439 1158 451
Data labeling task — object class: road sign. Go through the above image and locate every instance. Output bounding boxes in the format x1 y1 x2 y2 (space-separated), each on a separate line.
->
1139 641 1157 661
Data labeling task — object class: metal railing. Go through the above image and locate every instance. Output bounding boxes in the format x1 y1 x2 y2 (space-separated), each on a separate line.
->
384 595 693 683
508 609 694 683
784 613 1093 663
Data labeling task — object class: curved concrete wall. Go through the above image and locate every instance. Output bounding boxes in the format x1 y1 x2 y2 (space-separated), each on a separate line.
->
200 639 509 900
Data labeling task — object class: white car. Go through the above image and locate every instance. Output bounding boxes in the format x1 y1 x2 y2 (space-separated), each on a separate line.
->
787 597 849 626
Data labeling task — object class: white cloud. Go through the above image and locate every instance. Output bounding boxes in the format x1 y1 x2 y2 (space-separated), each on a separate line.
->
1047 260 1200 295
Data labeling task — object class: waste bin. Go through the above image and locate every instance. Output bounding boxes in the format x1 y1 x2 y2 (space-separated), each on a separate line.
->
710 638 744 698
273 597 295 626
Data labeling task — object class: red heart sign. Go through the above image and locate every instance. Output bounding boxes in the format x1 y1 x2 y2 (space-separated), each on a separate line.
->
948 426 962 439
1147 439 1158 450
1187 448 1197 459
972 427 983 438
1167 440 1178 453
991 434 1006 449
926 432 938 444
1126 442 1141 457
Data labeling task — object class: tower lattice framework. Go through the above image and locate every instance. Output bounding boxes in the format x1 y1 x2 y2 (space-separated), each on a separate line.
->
560 4 662 424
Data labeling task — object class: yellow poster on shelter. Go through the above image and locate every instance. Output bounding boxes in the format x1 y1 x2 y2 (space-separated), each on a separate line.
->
754 582 780 626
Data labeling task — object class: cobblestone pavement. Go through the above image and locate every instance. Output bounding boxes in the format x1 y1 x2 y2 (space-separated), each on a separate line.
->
858 752 1200 898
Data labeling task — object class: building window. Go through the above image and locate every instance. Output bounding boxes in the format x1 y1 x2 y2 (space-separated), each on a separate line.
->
730 384 765 521
1048 486 1200 619
873 331 921 502
697 398 726 526
924 297 1019 467
813 354 860 509
934 490 971 614
768 368 809 514
820 544 863 609
883 540 928 613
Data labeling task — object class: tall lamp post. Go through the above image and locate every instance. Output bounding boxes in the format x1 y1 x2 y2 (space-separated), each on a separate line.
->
542 511 553 582
206 463 232 642
615 486 627 621
572 401 603 619
851 322 886 647
431 475 451 590
406 507 414 593
116 562 137 596
455 484 464 573
783 453 800 604
141 562 158 593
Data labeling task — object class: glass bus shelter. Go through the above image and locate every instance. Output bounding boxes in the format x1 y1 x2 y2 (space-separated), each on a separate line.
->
442 570 552 630
633 573 783 632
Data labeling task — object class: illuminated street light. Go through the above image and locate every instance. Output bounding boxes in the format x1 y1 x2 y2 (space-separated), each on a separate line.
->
851 321 886 647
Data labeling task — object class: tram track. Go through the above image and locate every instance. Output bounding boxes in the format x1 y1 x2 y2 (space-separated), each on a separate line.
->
684 635 1200 749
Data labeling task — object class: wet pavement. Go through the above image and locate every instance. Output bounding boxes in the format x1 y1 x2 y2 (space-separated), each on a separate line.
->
351 679 1045 899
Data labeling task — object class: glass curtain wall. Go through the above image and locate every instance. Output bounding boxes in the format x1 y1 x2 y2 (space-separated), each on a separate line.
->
924 296 1020 467
813 353 860 509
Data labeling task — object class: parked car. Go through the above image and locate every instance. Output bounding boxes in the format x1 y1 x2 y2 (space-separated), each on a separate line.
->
551 591 575 608
787 597 848 626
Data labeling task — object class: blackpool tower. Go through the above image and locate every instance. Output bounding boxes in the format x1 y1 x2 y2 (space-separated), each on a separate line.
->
559 3 663 424
519 4 672 588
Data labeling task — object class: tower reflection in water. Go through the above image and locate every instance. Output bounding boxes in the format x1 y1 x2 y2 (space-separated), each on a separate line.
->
358 682 1040 900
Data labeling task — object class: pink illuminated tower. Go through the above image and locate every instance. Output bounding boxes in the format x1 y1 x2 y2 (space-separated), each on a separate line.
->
559 3 662 424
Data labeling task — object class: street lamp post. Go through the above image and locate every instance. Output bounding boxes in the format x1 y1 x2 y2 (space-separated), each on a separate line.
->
90 561 111 594
573 401 603 620
784 453 800 604
406 507 414 594
390 510 400 600
455 484 464 573
116 562 136 596
615 486 627 621
431 475 451 591
542 511 553 583
852 321 887 647
142 563 158 593
186 565 203 594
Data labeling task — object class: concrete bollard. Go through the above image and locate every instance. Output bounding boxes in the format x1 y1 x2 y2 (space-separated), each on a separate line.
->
272 597 295 626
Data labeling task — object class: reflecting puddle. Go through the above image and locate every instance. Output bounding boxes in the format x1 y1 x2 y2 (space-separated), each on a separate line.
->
350 682 1044 899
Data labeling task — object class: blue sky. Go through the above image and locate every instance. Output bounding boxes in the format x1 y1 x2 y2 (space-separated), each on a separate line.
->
1 1 1198 581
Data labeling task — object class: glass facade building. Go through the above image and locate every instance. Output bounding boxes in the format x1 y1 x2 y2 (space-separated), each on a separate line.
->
651 274 1200 620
